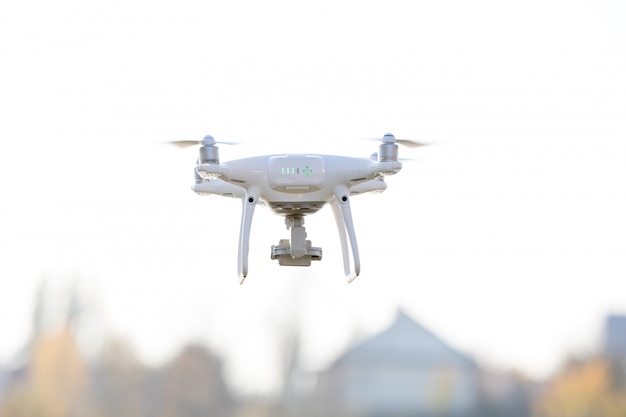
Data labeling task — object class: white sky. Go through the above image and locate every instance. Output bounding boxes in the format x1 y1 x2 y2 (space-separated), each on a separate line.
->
1 0 626 397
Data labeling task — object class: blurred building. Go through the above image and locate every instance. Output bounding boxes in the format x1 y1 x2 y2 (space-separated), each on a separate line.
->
310 310 481 417
604 314 626 359
0 367 13 403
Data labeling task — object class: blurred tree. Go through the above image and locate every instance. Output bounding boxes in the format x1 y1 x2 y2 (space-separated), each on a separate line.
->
155 344 234 417
234 402 282 417
0 327 88 417
0 278 238 417
532 357 626 417
0 277 89 417
0 386 46 417
87 336 149 417
31 327 88 417
476 370 533 417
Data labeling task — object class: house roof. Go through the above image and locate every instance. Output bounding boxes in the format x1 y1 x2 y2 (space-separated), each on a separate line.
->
334 309 476 369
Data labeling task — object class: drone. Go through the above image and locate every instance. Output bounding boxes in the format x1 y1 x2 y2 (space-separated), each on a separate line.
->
171 133 424 284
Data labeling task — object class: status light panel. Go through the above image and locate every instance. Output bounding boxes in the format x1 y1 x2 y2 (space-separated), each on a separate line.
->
280 166 314 176
268 155 325 192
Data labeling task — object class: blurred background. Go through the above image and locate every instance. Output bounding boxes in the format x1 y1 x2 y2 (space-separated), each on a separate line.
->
1 0 625 416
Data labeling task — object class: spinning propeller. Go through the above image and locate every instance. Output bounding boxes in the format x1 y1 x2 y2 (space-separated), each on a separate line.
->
374 133 428 149
168 135 239 148
168 135 240 165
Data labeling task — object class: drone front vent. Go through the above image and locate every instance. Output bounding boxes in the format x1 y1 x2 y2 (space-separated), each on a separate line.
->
285 186 310 193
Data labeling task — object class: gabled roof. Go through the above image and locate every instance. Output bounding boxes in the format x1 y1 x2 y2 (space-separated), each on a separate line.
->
334 309 476 369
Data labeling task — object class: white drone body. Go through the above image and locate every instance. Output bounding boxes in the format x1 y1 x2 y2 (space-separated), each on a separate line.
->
179 133 417 284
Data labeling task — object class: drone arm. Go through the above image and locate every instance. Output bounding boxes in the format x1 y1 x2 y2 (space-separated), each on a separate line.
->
238 186 259 284
349 177 387 195
196 163 232 181
334 185 361 283
192 178 246 198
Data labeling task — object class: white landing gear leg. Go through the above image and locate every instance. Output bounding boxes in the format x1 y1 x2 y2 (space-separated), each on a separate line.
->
332 186 360 282
238 188 259 284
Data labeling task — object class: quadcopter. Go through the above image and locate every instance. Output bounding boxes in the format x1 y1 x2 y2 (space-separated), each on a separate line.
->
172 133 423 284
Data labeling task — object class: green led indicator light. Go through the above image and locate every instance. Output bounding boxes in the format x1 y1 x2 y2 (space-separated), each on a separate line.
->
281 166 313 175
281 167 300 175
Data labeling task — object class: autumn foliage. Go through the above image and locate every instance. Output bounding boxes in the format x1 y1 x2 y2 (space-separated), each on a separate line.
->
533 357 626 417
0 329 234 417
